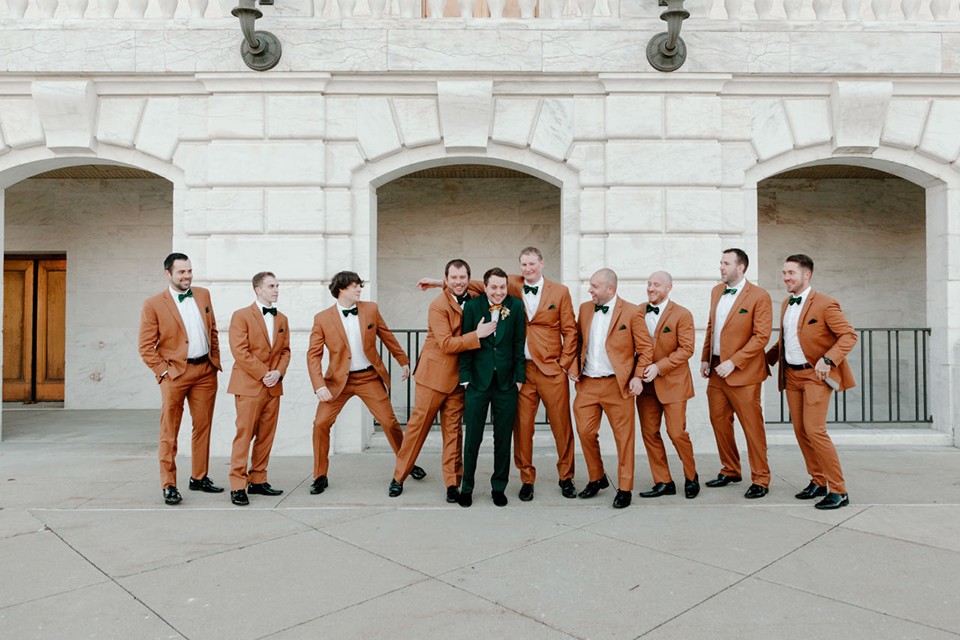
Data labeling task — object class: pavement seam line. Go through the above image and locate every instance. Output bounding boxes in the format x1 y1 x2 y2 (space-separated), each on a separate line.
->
41 525 189 640
633 505 875 639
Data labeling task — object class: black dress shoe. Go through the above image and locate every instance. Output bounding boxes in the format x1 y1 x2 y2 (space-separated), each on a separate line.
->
705 473 742 488
446 485 460 503
518 483 534 501
189 476 224 493
578 475 610 499
612 490 632 509
247 482 283 496
559 478 577 499
639 481 676 498
458 492 473 508
684 474 700 499
744 484 769 499
795 482 828 500
492 490 508 507
230 489 249 506
815 493 849 510
410 465 427 481
162 486 182 505
388 480 403 497
310 476 328 495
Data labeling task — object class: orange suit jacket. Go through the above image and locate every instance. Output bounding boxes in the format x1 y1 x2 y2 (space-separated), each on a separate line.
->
307 301 409 400
227 303 292 397
413 284 486 395
700 281 772 387
508 275 578 376
646 300 696 404
766 291 857 392
575 298 654 399
138 287 222 382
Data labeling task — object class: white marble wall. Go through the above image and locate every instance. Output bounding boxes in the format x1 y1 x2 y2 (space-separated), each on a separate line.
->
376 175 561 328
4 177 173 409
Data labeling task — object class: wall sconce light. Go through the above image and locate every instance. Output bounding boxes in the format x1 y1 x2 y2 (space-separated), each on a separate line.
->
232 0 282 72
646 0 690 73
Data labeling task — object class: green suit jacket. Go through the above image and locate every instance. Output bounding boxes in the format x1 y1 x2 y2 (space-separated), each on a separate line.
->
459 294 526 392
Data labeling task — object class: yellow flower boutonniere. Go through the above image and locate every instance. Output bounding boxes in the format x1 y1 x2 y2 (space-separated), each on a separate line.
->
500 307 510 320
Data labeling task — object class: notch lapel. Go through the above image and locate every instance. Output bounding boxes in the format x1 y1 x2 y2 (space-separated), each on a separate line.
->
607 298 624 339
251 303 271 345
161 290 187 336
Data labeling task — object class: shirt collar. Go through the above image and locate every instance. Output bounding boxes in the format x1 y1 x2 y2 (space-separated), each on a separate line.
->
648 297 668 312
170 286 190 301
257 301 276 310
728 278 746 291
598 295 618 313
791 287 812 302
337 302 357 313
525 277 544 291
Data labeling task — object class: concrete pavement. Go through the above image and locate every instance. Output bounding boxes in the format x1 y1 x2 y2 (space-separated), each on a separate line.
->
1 409 959 639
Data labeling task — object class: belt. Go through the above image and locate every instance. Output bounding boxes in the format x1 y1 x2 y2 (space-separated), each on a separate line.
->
584 374 615 379
349 366 375 374
186 355 208 365
787 362 812 370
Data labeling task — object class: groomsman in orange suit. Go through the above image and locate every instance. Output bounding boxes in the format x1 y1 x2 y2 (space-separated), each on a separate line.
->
569 268 653 509
307 271 420 496
637 271 699 500
506 247 579 502
766 254 857 510
390 259 494 502
138 252 223 505
226 272 291 506
700 248 773 499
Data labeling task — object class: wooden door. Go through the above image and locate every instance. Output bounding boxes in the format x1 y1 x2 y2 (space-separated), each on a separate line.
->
3 260 35 401
2 257 66 402
35 260 66 401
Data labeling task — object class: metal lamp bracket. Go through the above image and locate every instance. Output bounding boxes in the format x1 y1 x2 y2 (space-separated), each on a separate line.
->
232 0 282 72
646 0 690 73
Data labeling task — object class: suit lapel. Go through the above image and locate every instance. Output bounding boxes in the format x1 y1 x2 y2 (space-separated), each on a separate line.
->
328 305 349 348
161 290 187 335
581 304 595 359
530 280 551 321
251 302 271 345
494 298 507 346
358 303 373 354
654 301 673 347
607 297 624 338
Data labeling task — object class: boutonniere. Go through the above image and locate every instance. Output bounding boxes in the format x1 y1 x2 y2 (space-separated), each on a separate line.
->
205 306 210 313
367 323 374 329
548 304 556 310
738 308 748 314
500 308 510 320
663 326 672 333
619 324 626 330
808 318 818 324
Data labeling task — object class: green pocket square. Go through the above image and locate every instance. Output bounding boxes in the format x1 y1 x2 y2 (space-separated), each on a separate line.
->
739 308 748 314
279 328 284 333
367 323 374 329
205 306 210 313
619 325 626 330
808 319 818 324
548 304 556 310
663 327 672 333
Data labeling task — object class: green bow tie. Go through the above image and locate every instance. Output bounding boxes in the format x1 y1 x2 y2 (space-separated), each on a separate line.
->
341 307 358 317
722 288 737 295
523 285 539 295
262 307 277 316
788 296 802 306
646 304 659 315
594 304 608 314
178 290 193 303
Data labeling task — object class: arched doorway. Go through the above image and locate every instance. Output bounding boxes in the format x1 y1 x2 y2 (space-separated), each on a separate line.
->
750 157 951 444
2 162 173 437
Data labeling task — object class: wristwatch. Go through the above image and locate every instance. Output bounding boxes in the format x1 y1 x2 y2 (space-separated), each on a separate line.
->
822 356 835 366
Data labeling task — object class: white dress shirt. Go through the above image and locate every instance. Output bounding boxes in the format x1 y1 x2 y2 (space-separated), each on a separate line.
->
338 303 373 372
645 297 667 339
712 278 746 357
169 287 209 359
259 302 275 347
782 286 811 366
583 296 617 378
522 277 544 360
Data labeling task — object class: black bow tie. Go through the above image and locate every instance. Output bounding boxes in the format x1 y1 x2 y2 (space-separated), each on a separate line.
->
788 296 802 306
523 285 539 295
341 307 358 317
177 290 193 303
723 288 737 296
262 307 277 316
456 293 470 305
646 304 659 315
594 304 608 314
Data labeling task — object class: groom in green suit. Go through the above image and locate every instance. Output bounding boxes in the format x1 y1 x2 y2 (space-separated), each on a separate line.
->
458 267 526 507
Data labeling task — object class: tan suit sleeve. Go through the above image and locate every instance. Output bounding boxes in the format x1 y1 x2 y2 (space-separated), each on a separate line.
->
632 309 654 378
376 308 409 367
765 301 785 366
306 314 327 391
729 292 772 371
558 290 578 372
822 299 858 365
434 304 481 355
229 310 269 382
276 316 292 377
138 299 166 378
656 309 695 376
701 291 717 364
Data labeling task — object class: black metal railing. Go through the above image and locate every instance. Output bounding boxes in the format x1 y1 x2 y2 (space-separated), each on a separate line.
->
377 327 932 428
766 327 931 425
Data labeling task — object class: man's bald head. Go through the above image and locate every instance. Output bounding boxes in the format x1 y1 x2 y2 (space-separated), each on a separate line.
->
588 268 618 306
647 271 673 305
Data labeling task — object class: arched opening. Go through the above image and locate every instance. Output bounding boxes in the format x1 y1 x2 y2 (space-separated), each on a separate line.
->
757 163 930 431
372 162 562 436
3 162 173 438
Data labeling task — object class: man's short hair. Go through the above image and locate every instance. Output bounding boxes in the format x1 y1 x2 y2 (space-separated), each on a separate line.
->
163 252 189 273
723 248 750 271
483 267 508 285
252 271 275 290
518 246 543 262
444 259 471 279
785 254 814 274
329 271 363 299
